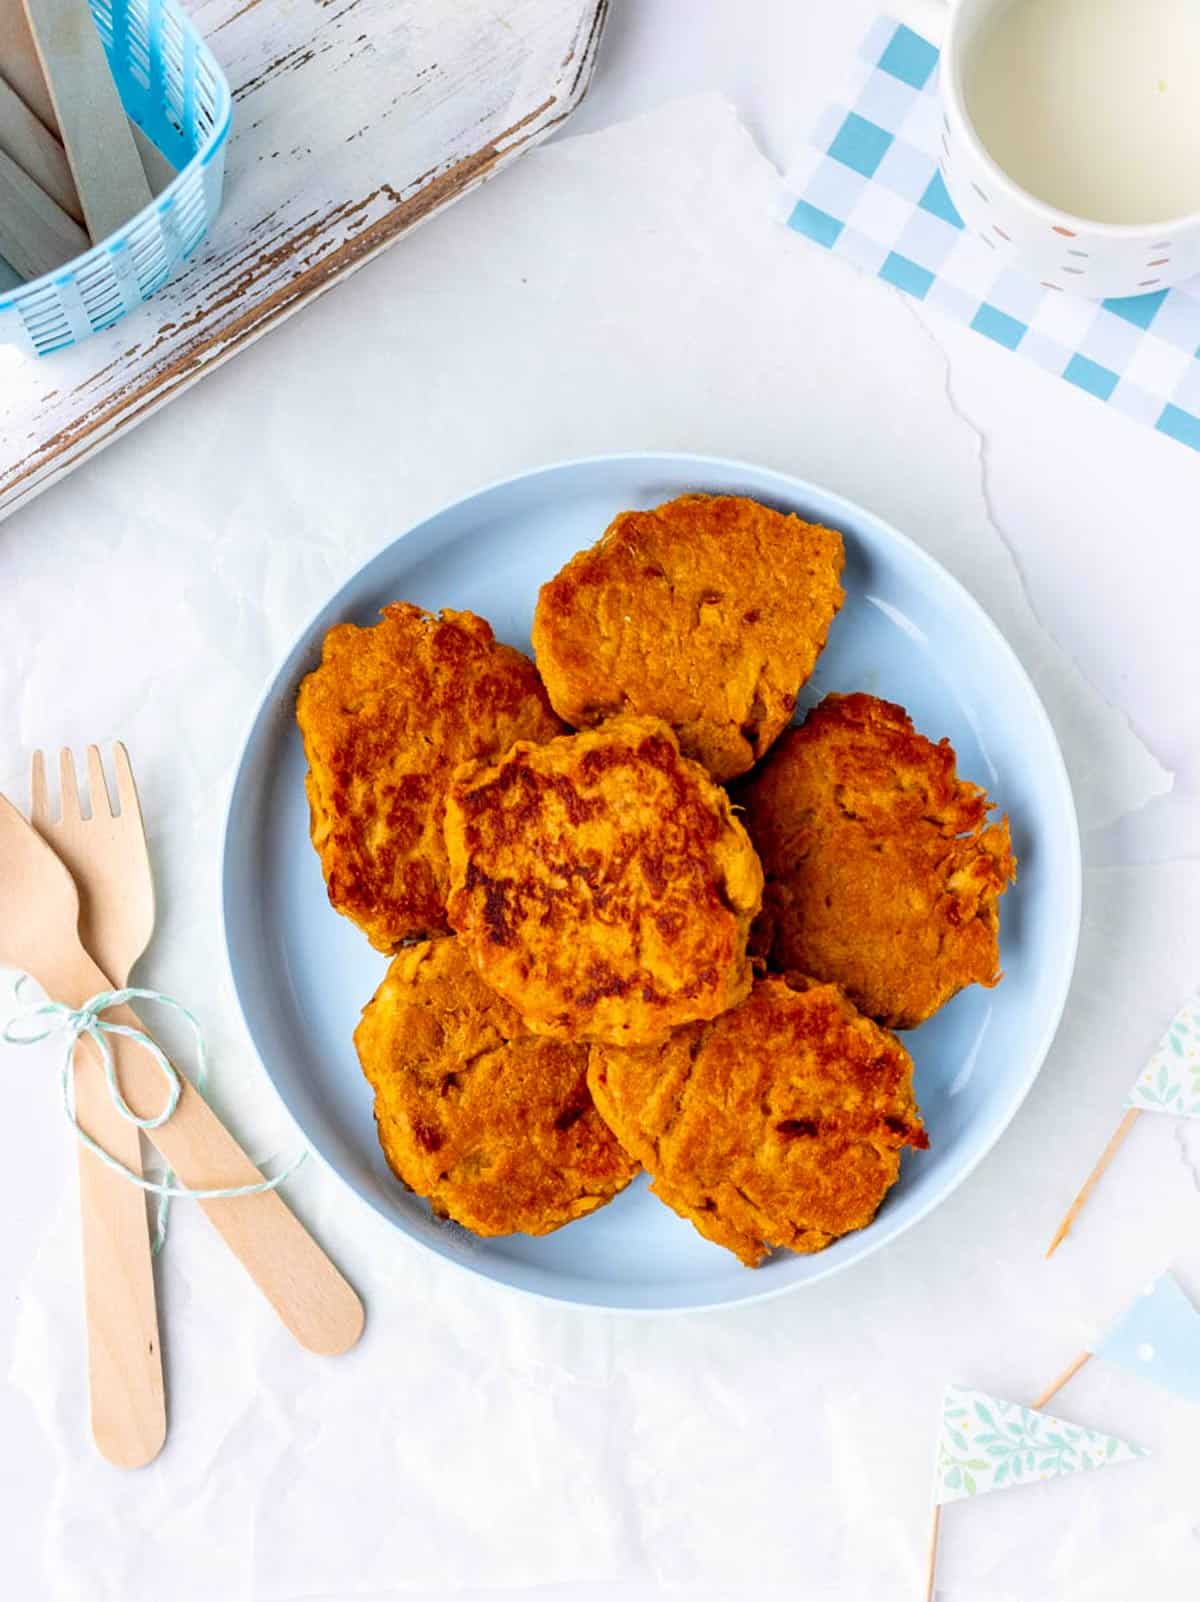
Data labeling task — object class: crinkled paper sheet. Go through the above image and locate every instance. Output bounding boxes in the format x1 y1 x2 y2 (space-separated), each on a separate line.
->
1 95 1192 1602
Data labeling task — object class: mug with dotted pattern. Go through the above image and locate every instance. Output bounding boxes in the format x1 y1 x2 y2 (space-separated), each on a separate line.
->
911 0 1200 299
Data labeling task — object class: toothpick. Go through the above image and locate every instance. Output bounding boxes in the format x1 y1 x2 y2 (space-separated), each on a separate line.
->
1046 1108 1141 1257
1032 1351 1091 1410
924 1503 940 1601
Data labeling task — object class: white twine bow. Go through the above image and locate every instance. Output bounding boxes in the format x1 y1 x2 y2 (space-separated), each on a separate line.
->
3 979 307 1252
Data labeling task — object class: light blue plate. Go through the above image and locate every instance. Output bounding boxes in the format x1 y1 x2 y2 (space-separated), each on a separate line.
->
222 453 1081 1312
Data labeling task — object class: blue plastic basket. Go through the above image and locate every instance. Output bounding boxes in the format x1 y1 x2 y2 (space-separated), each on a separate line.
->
0 0 232 357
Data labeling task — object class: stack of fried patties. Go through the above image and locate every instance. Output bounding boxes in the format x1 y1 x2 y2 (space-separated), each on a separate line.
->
296 495 1016 1267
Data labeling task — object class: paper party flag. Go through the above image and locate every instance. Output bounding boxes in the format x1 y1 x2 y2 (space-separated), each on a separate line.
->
1049 994 1200 1254
925 1383 1149 1597
1036 1271 1200 1409
1091 1272 1200 1403
1125 997 1200 1116
934 1384 1147 1504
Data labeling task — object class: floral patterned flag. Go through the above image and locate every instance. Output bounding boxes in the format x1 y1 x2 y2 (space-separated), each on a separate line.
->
1125 996 1200 1116
1091 1273 1200 1403
934 1385 1148 1504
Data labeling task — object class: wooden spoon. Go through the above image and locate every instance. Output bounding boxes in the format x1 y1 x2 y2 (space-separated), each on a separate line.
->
0 789 365 1358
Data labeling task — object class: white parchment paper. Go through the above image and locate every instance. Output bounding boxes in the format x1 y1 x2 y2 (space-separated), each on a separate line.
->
0 96 1193 1602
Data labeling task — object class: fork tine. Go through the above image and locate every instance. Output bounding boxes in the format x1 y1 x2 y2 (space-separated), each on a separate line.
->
86 745 113 818
112 741 140 822
59 748 82 818
30 749 52 826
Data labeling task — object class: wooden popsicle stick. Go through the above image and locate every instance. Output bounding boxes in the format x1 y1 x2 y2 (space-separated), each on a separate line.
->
83 983 364 1355
20 0 152 240
1046 1108 1141 1258
0 141 87 279
131 124 175 195
0 0 57 133
0 71 81 220
71 1018 167 1467
1 0 173 196
924 1503 940 1602
1031 1351 1091 1411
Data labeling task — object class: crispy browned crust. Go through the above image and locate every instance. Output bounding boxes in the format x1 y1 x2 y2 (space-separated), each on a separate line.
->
588 974 927 1267
443 715 764 1046
296 604 564 952
354 939 638 1236
531 494 845 781
738 693 1017 1029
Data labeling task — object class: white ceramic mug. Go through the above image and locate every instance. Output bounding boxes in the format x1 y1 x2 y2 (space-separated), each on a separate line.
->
912 0 1200 298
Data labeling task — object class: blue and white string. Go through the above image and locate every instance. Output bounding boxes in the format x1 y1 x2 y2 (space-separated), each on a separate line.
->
2 979 307 1252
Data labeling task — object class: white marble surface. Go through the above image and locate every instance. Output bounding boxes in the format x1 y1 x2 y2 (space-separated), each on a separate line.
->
2 4 1199 1600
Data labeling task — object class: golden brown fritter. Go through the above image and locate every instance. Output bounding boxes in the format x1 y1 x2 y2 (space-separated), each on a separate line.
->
355 939 638 1236
297 604 564 952
588 973 928 1267
739 693 1016 1029
531 494 846 782
443 715 763 1046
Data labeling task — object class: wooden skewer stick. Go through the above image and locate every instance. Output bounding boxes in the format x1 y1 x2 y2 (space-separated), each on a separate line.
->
923 1503 941 1602
1032 1351 1092 1410
1046 1108 1141 1258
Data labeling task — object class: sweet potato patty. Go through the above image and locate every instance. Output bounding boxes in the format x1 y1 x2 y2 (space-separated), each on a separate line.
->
297 603 563 952
588 973 928 1267
355 939 638 1236
532 494 845 781
738 693 1016 1028
443 715 763 1046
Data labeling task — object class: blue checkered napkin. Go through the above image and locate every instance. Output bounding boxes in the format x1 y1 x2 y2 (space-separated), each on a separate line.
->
778 15 1200 452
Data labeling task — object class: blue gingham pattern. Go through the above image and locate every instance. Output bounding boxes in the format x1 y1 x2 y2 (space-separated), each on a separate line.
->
779 16 1200 452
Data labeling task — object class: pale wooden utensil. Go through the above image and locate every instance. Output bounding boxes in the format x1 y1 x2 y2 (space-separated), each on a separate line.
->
0 0 57 132
31 746 158 989
0 72 82 220
0 773 164 1467
0 0 172 200
20 751 365 1355
0 141 87 277
129 123 174 194
19 0 152 239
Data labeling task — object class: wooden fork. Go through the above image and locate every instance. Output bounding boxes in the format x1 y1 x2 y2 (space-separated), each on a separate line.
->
31 744 365 1358
31 752 170 1463
31 746 156 993
7 754 164 1467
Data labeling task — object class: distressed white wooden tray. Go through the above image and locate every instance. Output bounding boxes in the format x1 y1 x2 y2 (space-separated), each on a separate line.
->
0 0 607 520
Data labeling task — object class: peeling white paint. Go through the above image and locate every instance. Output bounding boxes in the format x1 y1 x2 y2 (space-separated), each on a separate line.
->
0 0 607 520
